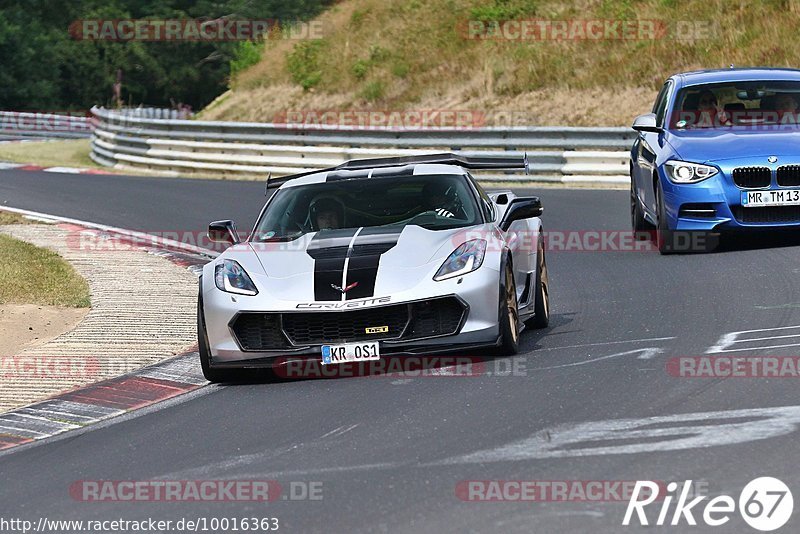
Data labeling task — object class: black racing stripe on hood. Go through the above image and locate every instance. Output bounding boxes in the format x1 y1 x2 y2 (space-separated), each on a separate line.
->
308 228 358 301
345 226 402 300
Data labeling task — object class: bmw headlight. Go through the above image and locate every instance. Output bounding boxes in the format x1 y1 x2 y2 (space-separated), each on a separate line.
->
214 260 258 296
434 239 487 281
664 160 718 184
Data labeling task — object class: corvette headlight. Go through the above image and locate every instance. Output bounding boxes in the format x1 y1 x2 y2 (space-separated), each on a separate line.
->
434 239 487 281
664 160 718 183
215 260 258 296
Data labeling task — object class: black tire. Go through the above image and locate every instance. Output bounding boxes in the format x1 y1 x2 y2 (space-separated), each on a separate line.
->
655 181 677 255
497 260 520 355
630 177 651 240
198 288 241 384
527 238 550 329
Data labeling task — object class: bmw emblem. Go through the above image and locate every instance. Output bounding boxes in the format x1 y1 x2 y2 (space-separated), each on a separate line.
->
768 156 778 163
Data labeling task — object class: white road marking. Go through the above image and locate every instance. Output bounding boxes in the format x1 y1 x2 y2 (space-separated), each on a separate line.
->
707 325 800 353
42 167 82 174
320 424 359 439
528 348 665 371
434 405 800 463
537 337 675 352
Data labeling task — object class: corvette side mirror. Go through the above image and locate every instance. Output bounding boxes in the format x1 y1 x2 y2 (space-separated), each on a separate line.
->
499 197 542 231
208 220 240 245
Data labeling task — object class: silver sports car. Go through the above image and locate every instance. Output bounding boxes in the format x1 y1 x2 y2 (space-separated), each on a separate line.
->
198 154 550 382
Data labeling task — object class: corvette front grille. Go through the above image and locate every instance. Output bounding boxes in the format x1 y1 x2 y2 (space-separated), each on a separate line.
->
406 299 466 339
230 314 290 351
230 297 468 350
732 205 800 223
282 305 410 344
732 167 771 189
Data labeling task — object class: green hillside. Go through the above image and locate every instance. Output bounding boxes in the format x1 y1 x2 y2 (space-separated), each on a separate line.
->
200 0 800 126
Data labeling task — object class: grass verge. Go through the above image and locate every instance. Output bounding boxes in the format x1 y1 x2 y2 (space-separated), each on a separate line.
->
0 139 94 169
0 212 32 225
0 232 90 308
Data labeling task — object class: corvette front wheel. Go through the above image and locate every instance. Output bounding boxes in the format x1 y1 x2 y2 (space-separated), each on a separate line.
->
497 262 520 355
198 291 242 383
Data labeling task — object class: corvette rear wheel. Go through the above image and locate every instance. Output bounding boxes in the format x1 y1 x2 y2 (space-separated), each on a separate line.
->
498 262 520 355
528 238 550 329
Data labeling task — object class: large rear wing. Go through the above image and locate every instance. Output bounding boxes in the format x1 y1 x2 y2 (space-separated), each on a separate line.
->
266 152 529 190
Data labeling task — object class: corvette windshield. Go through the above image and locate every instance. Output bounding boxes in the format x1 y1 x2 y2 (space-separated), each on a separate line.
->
252 174 481 241
669 81 800 130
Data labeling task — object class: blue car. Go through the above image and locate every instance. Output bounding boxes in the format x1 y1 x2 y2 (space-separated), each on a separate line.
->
630 68 800 253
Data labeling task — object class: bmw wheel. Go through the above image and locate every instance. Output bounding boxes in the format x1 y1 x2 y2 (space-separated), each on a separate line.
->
631 176 650 239
655 181 677 255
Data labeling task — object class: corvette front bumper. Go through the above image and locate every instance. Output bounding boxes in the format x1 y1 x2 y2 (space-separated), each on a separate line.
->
201 263 504 368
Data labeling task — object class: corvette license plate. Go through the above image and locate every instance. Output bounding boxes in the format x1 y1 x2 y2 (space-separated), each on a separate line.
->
741 189 800 207
321 342 380 365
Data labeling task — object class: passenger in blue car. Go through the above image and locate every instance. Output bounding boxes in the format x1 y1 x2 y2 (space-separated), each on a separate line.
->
774 93 798 124
694 90 730 127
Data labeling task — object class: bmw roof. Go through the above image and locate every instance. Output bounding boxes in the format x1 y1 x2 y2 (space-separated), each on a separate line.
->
673 67 800 87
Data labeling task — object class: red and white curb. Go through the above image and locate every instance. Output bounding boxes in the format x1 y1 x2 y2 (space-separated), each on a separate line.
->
0 353 206 450
0 206 218 452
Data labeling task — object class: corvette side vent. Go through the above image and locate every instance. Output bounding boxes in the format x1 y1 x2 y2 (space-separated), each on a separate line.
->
732 167 771 188
777 165 800 187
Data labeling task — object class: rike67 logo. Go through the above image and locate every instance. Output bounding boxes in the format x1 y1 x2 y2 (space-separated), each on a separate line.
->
623 477 793 531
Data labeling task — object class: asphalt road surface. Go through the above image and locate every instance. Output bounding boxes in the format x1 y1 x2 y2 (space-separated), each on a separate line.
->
1 168 799 533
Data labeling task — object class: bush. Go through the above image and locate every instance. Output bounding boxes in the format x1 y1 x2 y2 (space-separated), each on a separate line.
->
230 40 264 78
286 40 326 90
361 80 385 101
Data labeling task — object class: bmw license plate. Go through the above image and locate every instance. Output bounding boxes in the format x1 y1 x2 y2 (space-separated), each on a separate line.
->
741 189 800 207
321 342 380 365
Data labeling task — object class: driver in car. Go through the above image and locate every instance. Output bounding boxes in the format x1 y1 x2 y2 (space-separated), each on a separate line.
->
310 197 345 230
422 182 461 218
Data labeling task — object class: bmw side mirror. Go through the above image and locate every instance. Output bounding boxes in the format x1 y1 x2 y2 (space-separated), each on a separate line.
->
208 220 240 245
632 113 662 133
500 197 543 231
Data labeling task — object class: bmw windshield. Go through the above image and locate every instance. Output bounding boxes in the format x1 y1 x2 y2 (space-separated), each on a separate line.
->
252 174 482 241
670 81 800 129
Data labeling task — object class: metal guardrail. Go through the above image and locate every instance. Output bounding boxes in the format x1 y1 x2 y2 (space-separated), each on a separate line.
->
89 106 636 183
0 111 92 140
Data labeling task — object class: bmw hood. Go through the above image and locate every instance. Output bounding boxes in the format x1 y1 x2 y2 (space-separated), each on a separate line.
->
666 129 800 163
219 225 489 302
